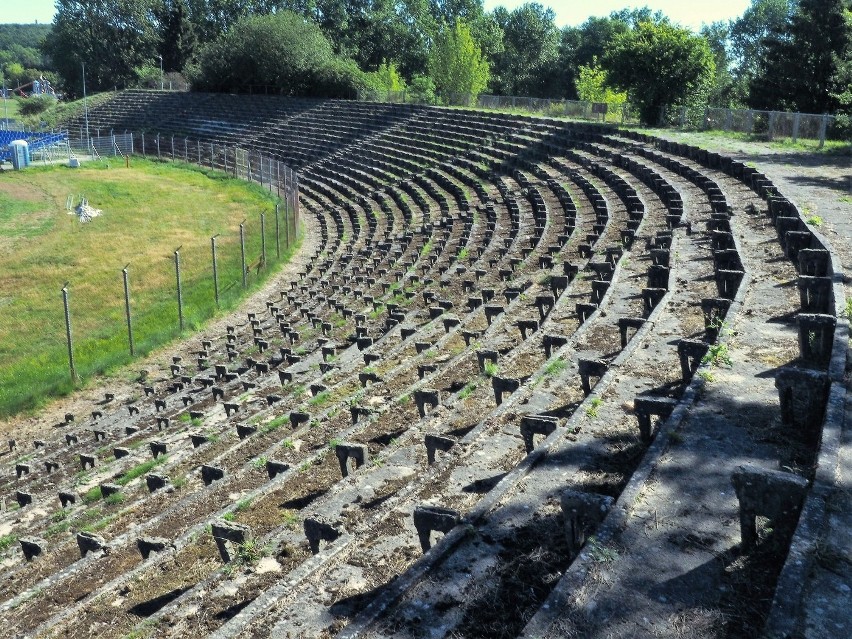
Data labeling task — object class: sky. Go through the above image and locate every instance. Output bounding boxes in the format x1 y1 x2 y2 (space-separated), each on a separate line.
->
1 0 754 32
482 0 754 30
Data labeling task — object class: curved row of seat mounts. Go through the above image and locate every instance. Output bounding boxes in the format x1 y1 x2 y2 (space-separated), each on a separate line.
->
0 89 843 639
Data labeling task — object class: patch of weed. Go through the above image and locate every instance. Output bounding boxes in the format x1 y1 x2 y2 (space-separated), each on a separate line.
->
585 397 603 418
702 343 733 367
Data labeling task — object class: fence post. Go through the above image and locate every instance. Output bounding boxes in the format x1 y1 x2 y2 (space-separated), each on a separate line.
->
275 203 281 259
818 114 829 149
171 135 175 161
792 113 801 142
211 235 220 308
768 111 777 141
294 175 300 235
184 138 188 163
122 265 134 356
174 247 184 332
261 212 266 268
157 134 160 160
239 221 247 288
130 132 134 156
61 283 79 384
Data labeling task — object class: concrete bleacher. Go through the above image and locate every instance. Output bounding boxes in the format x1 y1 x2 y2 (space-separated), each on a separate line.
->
0 89 844 639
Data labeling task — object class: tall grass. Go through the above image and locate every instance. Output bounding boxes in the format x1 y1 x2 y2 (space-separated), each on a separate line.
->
0 158 301 417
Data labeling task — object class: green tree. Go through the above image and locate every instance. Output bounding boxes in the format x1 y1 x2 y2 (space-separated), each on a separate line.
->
701 21 737 107
191 10 366 97
575 59 626 104
604 21 716 125
556 16 632 100
184 0 281 42
158 0 197 72
729 0 796 102
490 2 560 96
749 0 852 113
408 73 436 103
42 0 160 95
363 61 407 96
429 19 490 101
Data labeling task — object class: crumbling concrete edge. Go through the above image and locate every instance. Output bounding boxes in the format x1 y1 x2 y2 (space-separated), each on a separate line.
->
336 220 677 639
761 207 849 639
518 234 753 638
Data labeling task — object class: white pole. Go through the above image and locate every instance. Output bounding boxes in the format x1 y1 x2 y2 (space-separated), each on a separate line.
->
2 75 7 129
159 55 164 91
82 62 90 152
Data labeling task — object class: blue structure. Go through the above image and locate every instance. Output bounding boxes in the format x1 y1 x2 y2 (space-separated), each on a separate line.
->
0 131 67 164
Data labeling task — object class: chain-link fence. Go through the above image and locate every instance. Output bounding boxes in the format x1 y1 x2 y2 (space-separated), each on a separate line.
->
0 131 300 417
654 104 841 147
358 89 632 124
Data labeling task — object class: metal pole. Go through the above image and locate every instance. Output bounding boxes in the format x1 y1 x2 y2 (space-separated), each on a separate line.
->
122 265 134 356
818 114 829 149
174 247 184 331
61 283 78 384
159 55 163 91
239 221 247 288
2 75 8 129
82 63 90 152
261 212 266 268
284 191 290 248
275 203 281 259
211 235 220 307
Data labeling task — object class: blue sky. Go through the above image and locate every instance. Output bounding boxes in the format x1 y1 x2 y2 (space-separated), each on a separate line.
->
1 0 754 31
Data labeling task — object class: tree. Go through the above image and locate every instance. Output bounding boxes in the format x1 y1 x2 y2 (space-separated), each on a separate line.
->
42 0 160 94
191 10 366 97
749 0 852 113
701 21 736 107
575 59 626 104
158 0 197 72
557 16 632 100
364 61 407 96
729 0 796 101
429 19 490 100
490 2 560 96
604 21 716 125
184 0 281 42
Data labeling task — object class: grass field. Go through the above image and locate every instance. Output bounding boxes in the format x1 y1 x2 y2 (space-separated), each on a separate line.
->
0 157 300 418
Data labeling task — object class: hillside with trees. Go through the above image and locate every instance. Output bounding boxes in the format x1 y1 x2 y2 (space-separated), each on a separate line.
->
0 23 56 92
12 0 850 130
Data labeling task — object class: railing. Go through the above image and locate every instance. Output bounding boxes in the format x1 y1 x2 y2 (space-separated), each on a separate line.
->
0 129 303 416
67 130 300 227
700 107 836 147
358 89 631 124
359 89 844 146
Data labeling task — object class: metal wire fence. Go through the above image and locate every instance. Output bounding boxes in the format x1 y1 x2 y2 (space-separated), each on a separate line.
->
0 131 301 417
357 89 632 124
659 104 840 147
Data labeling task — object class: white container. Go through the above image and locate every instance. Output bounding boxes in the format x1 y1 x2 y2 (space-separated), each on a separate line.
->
8 140 29 170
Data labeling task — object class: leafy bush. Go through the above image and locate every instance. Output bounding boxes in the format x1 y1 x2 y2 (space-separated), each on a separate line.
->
191 10 366 98
18 94 55 116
